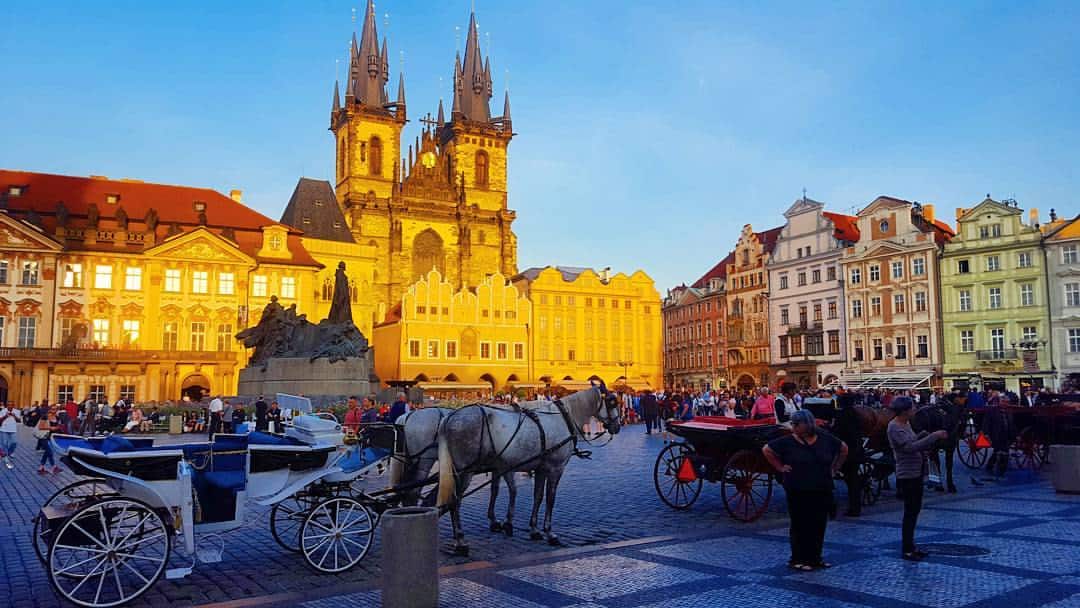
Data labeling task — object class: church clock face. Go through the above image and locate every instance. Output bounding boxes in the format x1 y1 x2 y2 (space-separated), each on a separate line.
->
421 151 437 169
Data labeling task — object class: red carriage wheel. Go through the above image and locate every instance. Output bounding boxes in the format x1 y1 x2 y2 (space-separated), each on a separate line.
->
653 443 702 510
721 449 773 522
957 420 989 469
1011 426 1046 471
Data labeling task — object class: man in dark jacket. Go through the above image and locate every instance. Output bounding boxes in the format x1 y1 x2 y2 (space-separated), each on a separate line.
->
832 392 864 516
254 395 268 432
384 392 409 423
640 391 659 434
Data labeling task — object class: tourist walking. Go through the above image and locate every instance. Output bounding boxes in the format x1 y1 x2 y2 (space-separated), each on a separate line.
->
640 390 659 434
762 410 848 571
254 395 268 432
384 392 409 423
887 396 947 561
36 405 60 474
1 403 23 469
343 396 363 435
81 398 97 437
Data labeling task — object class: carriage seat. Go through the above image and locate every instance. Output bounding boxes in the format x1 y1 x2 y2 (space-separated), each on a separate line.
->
337 446 390 474
202 470 246 492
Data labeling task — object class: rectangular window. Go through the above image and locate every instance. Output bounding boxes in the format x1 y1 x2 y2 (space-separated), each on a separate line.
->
986 255 1000 272
121 319 139 346
1070 329 1080 353
895 337 907 360
988 287 1002 309
0 260 7 283
850 268 861 285
190 322 206 350
57 385 74 404
17 317 36 347
915 291 927 312
514 343 524 359
120 385 136 403
779 275 788 290
22 260 39 285
990 328 1006 355
852 299 863 318
192 271 208 294
871 297 881 316
165 269 181 292
217 323 233 351
780 307 789 325
446 340 458 358
827 266 836 281
853 339 864 361
1065 283 1080 307
480 342 492 359
60 317 76 343
427 340 439 358
124 267 142 291
873 338 883 360
891 261 903 279
408 339 420 358
957 260 970 274
869 265 880 282
828 300 838 319
280 276 296 298
63 263 83 288
219 272 235 295
1064 245 1078 264
959 290 972 312
828 330 840 355
779 336 789 358
790 335 803 356
93 265 112 289
960 330 974 353
497 343 508 360
1020 284 1034 307
1022 326 1037 341
797 272 806 286
894 294 906 313
912 258 926 276
806 334 824 356
92 318 110 345
813 304 822 322
812 269 821 283
162 322 178 351
89 385 106 403
252 275 267 297
1018 252 1032 268
916 335 929 358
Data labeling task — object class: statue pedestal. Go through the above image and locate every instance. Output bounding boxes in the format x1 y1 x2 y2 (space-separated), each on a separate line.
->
237 356 375 406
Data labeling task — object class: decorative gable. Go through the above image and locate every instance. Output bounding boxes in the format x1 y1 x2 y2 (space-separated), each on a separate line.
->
57 299 83 318
146 227 254 265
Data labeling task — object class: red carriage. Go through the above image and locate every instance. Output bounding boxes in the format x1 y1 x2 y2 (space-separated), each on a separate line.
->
958 404 1080 471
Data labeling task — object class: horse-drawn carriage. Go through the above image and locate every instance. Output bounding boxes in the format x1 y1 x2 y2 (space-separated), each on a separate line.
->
958 404 1080 471
653 417 784 522
33 415 404 607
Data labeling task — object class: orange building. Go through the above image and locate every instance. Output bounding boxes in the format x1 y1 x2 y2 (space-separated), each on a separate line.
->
725 225 782 389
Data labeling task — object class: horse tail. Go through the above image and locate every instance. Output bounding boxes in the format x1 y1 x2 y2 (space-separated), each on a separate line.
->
436 429 456 508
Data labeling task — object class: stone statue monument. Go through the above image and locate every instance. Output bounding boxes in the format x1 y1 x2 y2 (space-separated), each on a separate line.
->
236 262 376 405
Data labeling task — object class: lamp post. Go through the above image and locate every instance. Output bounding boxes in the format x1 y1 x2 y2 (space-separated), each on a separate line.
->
617 360 633 389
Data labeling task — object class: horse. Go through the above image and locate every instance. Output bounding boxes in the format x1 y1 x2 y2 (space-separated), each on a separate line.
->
853 404 894 453
386 407 455 506
435 385 621 555
912 401 963 493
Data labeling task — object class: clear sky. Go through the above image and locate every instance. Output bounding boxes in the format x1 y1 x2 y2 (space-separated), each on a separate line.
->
2 1 1078 292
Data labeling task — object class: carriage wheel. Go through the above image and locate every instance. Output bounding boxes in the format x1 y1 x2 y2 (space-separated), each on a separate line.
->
721 449 773 522
300 497 375 573
47 498 170 608
271 494 317 553
1011 426 1046 471
653 443 702 510
858 462 878 506
957 421 988 469
34 479 119 568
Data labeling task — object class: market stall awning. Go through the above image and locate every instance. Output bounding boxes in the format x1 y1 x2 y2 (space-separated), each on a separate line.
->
826 372 934 391
507 382 547 389
416 382 492 391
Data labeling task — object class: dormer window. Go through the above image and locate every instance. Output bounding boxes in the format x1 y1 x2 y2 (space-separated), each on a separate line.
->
8 186 24 196
105 194 120 204
269 234 283 251
302 216 311 225
333 221 342 228
193 201 206 212
314 199 324 207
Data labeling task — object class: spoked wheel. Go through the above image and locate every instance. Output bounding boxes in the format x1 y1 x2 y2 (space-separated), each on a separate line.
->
653 442 702 510
858 462 879 506
1011 427 1046 471
47 498 170 608
300 497 375 573
957 420 988 469
270 494 316 552
34 479 119 568
721 449 773 522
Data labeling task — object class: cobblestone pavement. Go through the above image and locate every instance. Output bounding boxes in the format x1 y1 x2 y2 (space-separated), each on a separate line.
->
2 423 1078 608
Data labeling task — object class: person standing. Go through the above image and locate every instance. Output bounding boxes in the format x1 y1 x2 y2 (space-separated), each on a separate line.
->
222 400 234 434
774 382 800 425
1 404 23 469
267 401 283 432
384 392 409 423
254 395 269 432
82 398 97 437
208 395 224 438
750 387 776 421
64 398 79 434
762 410 848 571
343 396 363 435
887 396 948 561
832 392 865 517
36 405 60 474
360 396 379 424
640 390 659 434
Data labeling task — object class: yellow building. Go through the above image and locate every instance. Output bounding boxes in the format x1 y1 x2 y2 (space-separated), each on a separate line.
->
0 170 322 405
512 266 663 391
372 270 531 395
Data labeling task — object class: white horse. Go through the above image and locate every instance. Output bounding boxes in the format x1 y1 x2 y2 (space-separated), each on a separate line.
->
436 385 621 554
387 407 453 506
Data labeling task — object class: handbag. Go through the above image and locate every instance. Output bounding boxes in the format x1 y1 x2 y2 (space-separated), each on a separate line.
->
33 427 51 440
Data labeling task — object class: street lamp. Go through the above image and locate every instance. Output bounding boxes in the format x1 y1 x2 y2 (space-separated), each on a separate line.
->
617 360 633 388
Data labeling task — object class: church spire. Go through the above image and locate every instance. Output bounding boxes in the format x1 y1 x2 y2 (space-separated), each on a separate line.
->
437 98 445 124
332 80 341 113
350 0 388 108
451 12 493 122
502 89 511 124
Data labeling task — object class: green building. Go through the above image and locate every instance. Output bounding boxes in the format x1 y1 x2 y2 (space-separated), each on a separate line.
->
940 197 1055 392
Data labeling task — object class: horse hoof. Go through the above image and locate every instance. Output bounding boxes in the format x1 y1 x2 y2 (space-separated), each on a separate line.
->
454 544 470 557
529 531 544 541
547 536 563 547
490 522 502 533
503 523 514 537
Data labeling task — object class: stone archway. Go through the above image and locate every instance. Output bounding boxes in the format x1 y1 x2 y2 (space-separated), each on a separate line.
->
412 229 445 283
181 373 210 402
736 374 756 390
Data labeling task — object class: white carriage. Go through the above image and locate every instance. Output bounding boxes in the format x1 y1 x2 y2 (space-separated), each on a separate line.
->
35 415 397 607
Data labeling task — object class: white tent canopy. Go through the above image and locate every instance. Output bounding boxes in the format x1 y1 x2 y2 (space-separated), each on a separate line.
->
826 371 934 391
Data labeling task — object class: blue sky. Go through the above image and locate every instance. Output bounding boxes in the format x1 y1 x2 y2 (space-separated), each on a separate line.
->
2 1 1078 291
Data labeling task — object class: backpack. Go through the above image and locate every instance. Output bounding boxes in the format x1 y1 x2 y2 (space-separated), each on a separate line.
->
24 409 40 427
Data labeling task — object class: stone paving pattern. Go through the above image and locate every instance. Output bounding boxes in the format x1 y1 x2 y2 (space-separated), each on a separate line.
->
2 424 1079 607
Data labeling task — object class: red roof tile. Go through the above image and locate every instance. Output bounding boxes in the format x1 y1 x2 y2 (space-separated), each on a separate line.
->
756 226 784 254
822 211 860 242
692 251 734 288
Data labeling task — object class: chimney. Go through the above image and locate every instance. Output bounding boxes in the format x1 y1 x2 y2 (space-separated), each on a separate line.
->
1029 208 1039 226
923 204 935 225
600 267 611 282
955 207 967 221
230 189 243 203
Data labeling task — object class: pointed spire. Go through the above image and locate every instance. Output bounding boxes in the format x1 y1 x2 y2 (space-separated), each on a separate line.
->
396 72 406 106
502 89 511 122
353 0 387 108
332 80 341 113
380 38 389 80
437 98 445 124
451 12 492 122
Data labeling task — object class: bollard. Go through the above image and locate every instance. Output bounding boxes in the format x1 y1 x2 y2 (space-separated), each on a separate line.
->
382 507 439 608
1050 445 1080 493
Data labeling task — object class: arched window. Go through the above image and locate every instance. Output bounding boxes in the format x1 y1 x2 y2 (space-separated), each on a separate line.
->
338 136 347 178
474 150 489 187
369 136 382 176
411 229 445 282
